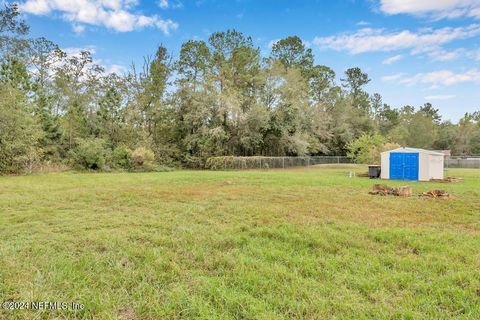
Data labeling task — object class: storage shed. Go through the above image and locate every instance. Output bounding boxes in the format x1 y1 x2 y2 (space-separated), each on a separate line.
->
380 147 444 181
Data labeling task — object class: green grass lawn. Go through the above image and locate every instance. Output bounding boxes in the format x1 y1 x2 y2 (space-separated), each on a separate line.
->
1 165 479 319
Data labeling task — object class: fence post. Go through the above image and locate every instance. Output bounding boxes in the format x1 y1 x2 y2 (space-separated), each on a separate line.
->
282 157 285 169
307 157 310 167
337 156 340 164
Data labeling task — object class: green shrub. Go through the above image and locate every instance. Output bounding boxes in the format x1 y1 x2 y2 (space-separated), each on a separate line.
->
205 156 234 170
110 145 132 170
131 147 156 171
70 138 106 170
153 144 181 167
0 86 42 175
346 133 386 165
206 156 279 170
182 155 205 169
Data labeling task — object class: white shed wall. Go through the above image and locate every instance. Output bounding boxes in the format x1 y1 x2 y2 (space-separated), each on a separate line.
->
418 152 429 181
381 152 389 179
428 154 444 180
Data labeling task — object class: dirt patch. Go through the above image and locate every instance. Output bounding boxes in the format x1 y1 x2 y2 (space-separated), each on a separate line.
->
369 184 412 197
119 256 132 268
119 306 137 320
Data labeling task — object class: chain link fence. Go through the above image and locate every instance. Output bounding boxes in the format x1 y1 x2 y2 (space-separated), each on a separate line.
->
205 156 352 170
446 156 480 169
203 155 480 170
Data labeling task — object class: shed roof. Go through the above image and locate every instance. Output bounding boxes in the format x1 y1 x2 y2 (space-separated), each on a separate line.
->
433 150 451 156
381 147 445 156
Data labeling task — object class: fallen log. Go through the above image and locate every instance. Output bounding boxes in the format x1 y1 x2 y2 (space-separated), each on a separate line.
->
420 190 450 198
430 177 464 183
369 184 412 197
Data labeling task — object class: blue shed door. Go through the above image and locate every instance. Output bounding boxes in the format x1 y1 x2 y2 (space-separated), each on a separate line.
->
389 152 419 181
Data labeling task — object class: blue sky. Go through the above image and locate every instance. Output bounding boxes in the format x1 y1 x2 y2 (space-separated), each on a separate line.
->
15 0 480 122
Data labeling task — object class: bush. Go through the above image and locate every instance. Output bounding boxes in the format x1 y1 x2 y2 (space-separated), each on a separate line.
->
109 145 132 170
153 144 181 167
205 156 275 170
181 155 205 169
205 156 235 170
347 134 400 165
381 142 401 154
70 138 106 170
131 147 156 171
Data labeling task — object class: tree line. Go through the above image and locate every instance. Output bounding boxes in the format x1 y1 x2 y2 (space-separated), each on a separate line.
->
1 3 479 174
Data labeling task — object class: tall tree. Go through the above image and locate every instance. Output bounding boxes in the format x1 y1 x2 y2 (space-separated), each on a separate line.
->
270 36 314 71
342 67 371 112
454 113 480 155
208 30 261 154
0 84 42 174
95 74 126 149
54 50 103 148
419 103 442 124
370 93 382 121
175 40 213 158
0 3 29 59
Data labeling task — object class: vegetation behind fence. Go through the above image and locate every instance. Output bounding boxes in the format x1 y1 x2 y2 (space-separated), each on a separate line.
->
446 157 480 169
204 155 480 170
205 156 352 170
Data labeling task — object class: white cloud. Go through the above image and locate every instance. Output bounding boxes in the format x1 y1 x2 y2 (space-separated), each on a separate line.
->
63 46 97 56
383 69 480 87
72 24 85 34
104 63 127 74
381 73 406 82
379 0 480 19
157 0 183 9
20 0 178 34
158 0 168 9
382 54 404 64
425 95 456 100
356 21 370 26
62 46 127 75
426 48 470 61
313 24 480 54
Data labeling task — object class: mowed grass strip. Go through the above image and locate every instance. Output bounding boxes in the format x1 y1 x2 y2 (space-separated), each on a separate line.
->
0 166 479 319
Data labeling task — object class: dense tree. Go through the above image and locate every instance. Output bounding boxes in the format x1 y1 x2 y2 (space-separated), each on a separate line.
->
433 121 458 151
0 56 30 91
95 75 124 148
342 67 371 111
454 113 480 155
420 103 442 124
0 3 29 58
0 85 42 174
378 103 400 135
370 93 382 120
0 8 477 174
270 36 314 71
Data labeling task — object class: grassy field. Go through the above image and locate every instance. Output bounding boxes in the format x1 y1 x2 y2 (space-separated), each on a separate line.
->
0 165 479 319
